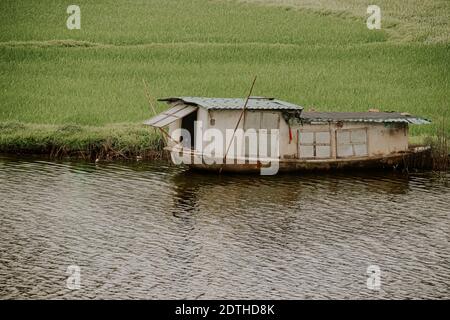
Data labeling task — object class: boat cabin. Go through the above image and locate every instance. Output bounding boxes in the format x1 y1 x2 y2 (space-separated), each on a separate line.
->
144 97 430 172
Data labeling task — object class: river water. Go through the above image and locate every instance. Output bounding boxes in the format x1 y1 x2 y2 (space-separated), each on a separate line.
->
0 156 448 299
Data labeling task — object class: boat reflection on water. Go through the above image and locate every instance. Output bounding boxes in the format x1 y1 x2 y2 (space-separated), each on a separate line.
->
167 168 449 299
170 169 412 215
0 157 448 299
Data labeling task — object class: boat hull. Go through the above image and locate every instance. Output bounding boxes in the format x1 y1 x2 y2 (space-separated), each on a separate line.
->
167 147 432 173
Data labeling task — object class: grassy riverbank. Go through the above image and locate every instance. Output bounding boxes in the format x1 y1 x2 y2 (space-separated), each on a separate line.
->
0 0 448 159
0 121 165 160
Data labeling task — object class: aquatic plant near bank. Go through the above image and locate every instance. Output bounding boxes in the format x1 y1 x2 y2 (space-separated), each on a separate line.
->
425 114 450 172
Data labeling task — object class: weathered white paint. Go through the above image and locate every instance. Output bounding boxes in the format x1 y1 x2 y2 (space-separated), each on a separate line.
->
167 104 409 160
293 122 408 159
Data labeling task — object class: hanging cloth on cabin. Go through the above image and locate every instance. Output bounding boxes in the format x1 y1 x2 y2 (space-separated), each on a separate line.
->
281 110 302 144
288 124 293 143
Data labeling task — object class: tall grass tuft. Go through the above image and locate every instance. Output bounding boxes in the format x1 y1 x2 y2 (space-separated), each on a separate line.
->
425 111 449 172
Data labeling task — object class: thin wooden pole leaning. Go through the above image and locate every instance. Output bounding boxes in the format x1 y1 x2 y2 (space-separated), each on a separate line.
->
222 76 257 166
142 79 179 145
143 79 157 115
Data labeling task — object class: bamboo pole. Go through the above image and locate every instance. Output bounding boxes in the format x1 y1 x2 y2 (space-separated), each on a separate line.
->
223 76 257 165
143 79 157 116
142 79 175 145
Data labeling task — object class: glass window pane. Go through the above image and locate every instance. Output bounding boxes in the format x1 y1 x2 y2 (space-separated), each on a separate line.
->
351 129 367 144
299 145 314 158
337 144 353 157
299 132 314 144
315 131 331 144
337 130 351 144
316 146 331 158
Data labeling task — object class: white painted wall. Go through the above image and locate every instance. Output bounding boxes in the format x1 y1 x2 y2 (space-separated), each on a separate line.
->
166 104 409 159
291 122 408 159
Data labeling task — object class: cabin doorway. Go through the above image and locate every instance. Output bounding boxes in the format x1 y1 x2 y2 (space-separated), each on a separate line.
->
181 110 198 149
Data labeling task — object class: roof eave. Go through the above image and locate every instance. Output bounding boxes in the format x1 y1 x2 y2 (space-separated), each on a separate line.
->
301 118 431 124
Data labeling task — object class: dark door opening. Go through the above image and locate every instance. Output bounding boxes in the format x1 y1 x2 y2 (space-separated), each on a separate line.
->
181 110 198 149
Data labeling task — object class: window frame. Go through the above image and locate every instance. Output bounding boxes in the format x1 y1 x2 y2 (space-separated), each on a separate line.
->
336 128 368 158
298 130 332 159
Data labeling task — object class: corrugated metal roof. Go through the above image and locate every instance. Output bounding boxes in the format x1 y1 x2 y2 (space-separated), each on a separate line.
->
300 112 431 124
143 104 197 127
158 97 303 111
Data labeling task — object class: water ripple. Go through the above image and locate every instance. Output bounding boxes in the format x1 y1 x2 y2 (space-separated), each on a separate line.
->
0 156 448 299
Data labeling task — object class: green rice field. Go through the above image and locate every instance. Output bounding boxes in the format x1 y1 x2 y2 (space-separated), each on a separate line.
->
0 0 448 156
